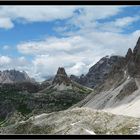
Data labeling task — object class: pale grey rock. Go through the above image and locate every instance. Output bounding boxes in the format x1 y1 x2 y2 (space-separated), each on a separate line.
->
71 56 125 88
1 107 140 135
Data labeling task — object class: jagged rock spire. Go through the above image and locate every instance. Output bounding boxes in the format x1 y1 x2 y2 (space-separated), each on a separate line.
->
56 67 67 76
52 67 71 85
133 37 140 53
126 37 140 76
125 48 133 62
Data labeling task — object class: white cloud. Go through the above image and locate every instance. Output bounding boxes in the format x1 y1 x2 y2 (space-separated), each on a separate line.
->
66 62 87 76
67 6 123 29
17 36 84 55
0 6 78 29
0 6 123 29
0 56 11 65
1 30 139 82
0 56 31 72
32 53 87 81
1 6 140 82
98 16 140 33
16 29 140 81
114 16 139 27
0 17 14 29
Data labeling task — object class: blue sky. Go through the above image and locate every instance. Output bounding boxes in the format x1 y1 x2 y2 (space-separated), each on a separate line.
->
0 6 140 81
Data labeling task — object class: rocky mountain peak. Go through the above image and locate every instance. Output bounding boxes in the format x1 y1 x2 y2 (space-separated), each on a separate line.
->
133 36 140 53
125 37 140 76
133 37 140 63
125 48 133 62
56 67 67 76
52 67 71 85
70 55 125 89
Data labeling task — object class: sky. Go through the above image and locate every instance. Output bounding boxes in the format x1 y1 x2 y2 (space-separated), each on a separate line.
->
0 6 140 81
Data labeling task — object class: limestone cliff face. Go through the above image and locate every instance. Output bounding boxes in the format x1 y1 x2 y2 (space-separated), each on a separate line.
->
125 37 140 77
133 37 140 63
70 56 125 88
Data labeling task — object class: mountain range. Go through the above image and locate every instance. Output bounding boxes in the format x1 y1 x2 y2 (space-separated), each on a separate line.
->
1 37 140 134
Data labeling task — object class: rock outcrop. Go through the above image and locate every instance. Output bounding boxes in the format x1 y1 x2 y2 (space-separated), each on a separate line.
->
133 37 140 63
125 37 140 77
52 67 72 86
125 48 133 62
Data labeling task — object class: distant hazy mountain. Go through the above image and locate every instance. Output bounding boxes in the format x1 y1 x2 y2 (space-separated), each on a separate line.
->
0 69 35 84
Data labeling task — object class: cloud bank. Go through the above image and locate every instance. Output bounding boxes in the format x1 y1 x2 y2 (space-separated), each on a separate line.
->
0 6 140 81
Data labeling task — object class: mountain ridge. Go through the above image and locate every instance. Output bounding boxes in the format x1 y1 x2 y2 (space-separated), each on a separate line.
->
72 36 140 118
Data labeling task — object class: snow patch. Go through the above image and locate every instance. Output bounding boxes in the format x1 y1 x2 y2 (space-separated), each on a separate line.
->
70 121 81 126
127 76 130 80
84 129 95 134
124 70 126 75
19 120 26 124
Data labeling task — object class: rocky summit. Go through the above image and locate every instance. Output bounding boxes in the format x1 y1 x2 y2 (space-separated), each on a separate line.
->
52 67 72 85
125 37 140 77
133 37 140 63
70 55 124 88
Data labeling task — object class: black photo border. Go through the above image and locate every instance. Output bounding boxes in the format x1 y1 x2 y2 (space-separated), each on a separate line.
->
0 0 140 139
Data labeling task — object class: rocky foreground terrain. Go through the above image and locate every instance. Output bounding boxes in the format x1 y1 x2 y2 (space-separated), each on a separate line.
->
1 107 140 135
